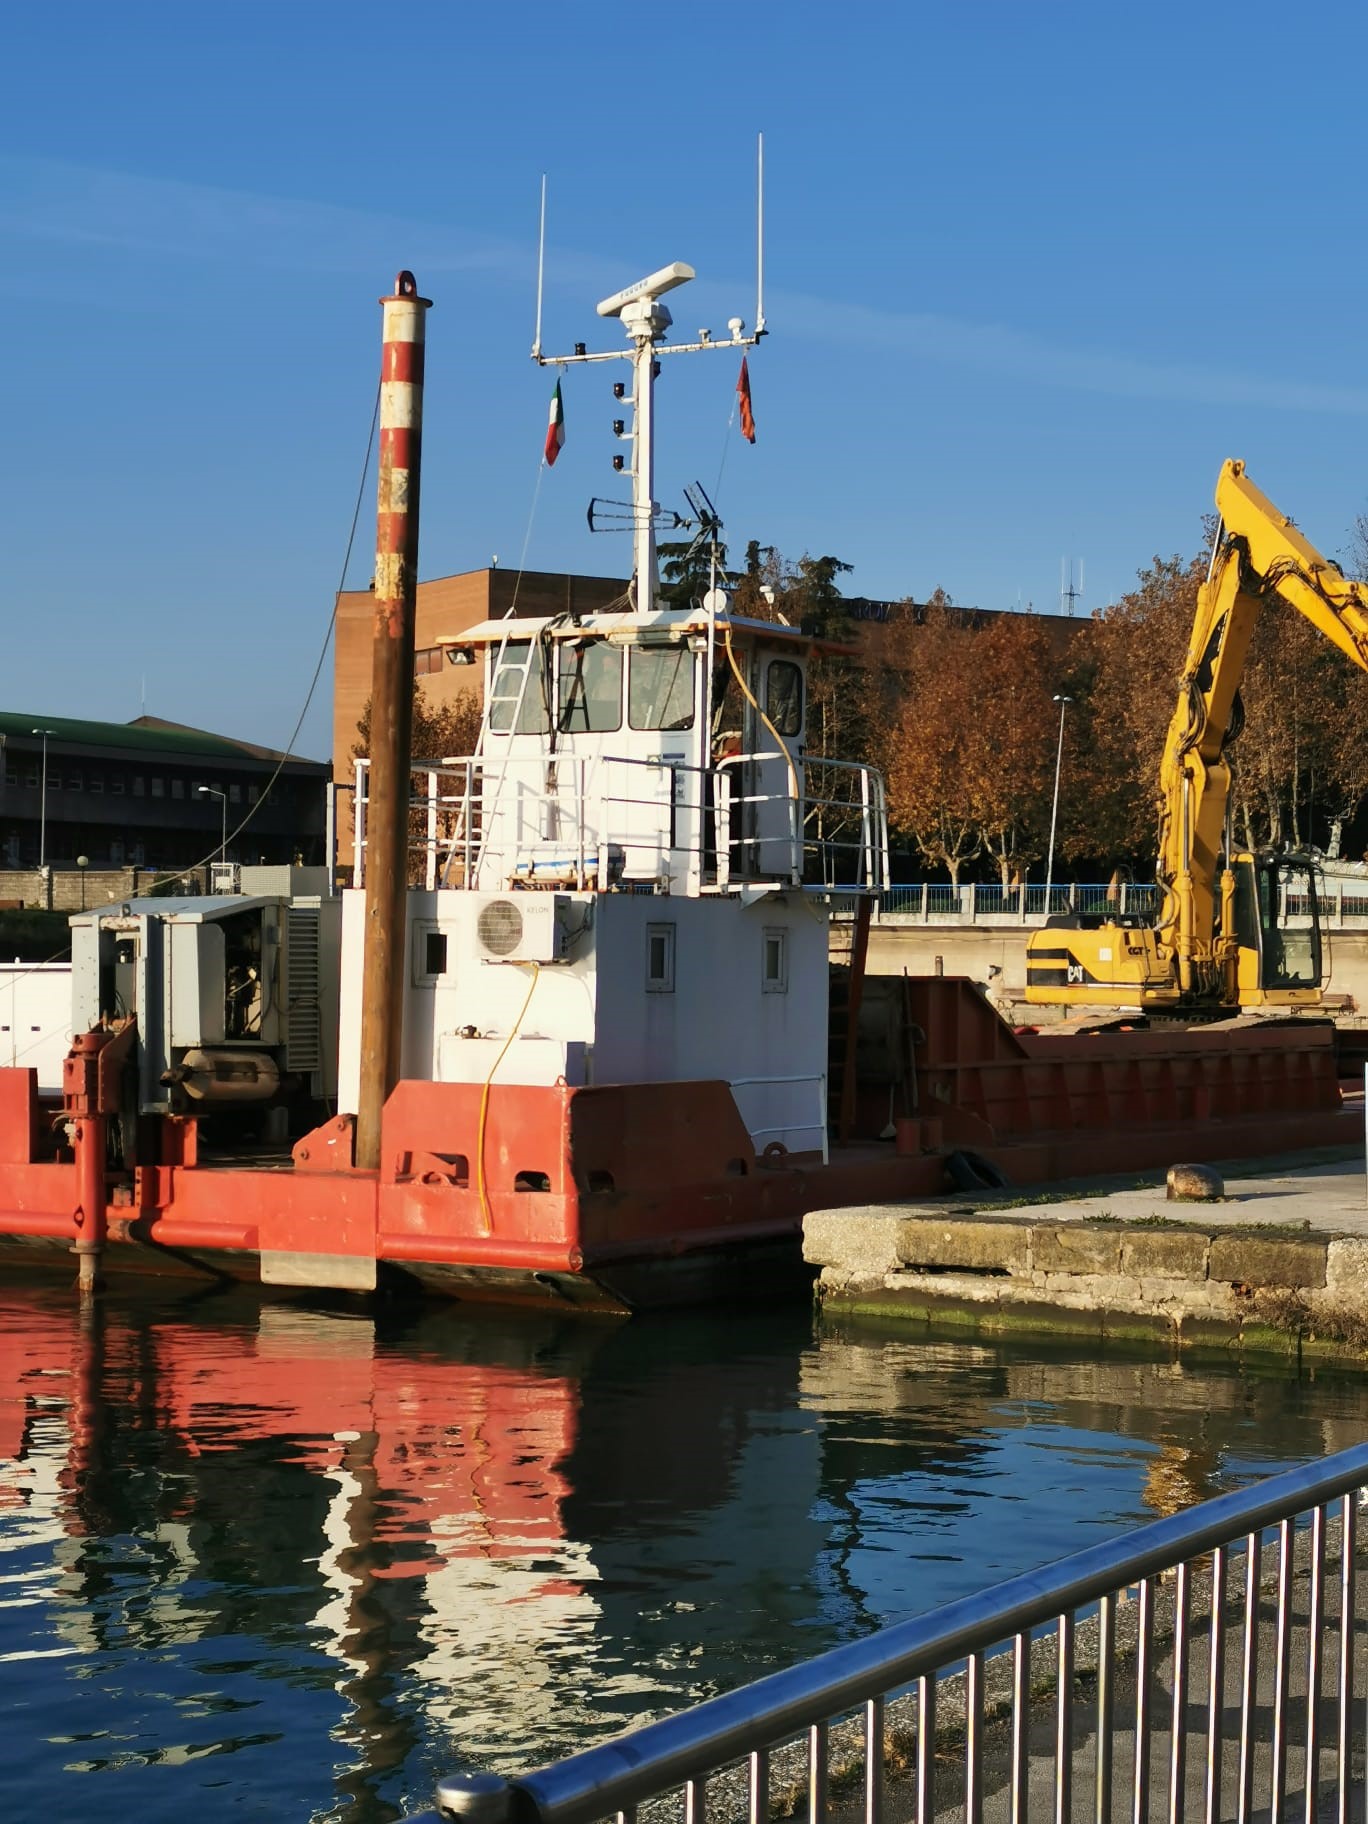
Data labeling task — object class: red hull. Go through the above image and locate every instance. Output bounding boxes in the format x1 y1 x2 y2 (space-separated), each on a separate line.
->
0 981 1354 1310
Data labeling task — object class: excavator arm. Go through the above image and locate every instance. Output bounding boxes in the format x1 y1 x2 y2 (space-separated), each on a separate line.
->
1028 459 1368 1013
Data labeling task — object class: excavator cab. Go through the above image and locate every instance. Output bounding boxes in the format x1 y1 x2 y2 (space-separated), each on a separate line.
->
1231 853 1323 1003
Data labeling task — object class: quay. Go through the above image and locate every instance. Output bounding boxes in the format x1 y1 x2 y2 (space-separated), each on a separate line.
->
805 1147 1368 1356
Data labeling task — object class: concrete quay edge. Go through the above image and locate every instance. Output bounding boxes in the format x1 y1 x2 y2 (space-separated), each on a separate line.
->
806 1145 1368 1359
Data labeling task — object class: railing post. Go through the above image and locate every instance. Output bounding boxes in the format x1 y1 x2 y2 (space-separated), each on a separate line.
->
921 882 928 920
426 1772 518 1824
966 882 976 922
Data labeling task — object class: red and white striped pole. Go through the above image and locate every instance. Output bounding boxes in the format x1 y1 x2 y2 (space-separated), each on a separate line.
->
356 271 431 1173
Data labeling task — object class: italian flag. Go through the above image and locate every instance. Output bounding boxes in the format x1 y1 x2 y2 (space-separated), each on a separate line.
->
544 379 566 466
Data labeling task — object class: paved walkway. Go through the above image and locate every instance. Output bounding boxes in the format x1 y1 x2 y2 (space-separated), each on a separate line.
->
968 1146 1368 1240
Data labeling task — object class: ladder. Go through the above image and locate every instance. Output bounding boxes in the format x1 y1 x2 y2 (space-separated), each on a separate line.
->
440 614 546 888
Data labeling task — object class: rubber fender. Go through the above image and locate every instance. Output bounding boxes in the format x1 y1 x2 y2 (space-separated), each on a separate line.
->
944 1148 1011 1193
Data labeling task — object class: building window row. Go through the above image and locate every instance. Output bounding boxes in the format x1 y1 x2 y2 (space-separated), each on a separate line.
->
4 760 259 805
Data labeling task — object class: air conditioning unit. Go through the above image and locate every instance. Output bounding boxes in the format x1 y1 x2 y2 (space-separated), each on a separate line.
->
475 894 574 964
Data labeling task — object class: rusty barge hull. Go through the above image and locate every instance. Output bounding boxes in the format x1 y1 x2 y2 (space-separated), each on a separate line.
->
0 982 1351 1311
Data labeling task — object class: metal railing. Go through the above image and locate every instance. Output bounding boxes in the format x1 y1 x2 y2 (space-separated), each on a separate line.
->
352 753 889 897
407 1443 1368 1824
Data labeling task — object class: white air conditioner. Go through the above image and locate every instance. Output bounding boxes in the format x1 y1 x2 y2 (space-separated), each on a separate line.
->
475 894 574 964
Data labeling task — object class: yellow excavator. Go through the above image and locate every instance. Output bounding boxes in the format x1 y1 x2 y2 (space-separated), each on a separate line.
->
1026 459 1368 1016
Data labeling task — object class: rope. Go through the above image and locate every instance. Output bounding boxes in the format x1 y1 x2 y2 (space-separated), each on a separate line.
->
146 381 382 892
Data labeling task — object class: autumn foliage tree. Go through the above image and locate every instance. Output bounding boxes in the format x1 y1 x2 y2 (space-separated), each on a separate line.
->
353 684 484 884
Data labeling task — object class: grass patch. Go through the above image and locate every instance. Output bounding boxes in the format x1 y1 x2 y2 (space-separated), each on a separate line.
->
0 908 70 962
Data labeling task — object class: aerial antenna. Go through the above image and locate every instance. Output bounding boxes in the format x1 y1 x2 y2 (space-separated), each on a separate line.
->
532 173 547 360
755 133 767 339
1060 557 1084 617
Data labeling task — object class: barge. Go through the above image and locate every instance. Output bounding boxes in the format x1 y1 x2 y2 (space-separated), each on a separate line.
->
0 264 1353 1310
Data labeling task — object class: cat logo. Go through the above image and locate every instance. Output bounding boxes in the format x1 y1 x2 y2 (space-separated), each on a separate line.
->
1067 962 1085 984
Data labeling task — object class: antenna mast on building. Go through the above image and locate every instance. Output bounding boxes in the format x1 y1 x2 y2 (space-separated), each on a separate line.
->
1060 557 1084 618
533 135 768 611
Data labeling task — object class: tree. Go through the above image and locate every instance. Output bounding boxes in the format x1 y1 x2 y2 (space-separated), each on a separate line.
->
353 684 484 884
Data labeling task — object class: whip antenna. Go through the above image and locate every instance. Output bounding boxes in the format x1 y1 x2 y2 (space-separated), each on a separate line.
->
755 133 767 338
532 174 547 360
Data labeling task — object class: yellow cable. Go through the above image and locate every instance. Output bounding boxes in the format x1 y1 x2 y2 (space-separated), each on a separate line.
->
723 622 799 801
475 960 540 1234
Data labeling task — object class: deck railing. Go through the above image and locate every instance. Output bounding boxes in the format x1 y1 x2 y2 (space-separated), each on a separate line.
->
352 754 889 897
405 1442 1368 1824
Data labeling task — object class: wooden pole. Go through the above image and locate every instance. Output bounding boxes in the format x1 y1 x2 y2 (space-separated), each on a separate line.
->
355 272 431 1171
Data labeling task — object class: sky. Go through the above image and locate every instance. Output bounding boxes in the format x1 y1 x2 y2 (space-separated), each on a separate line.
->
6 1 1368 758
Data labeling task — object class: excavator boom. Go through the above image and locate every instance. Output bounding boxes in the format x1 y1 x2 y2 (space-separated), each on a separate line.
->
1027 460 1368 1014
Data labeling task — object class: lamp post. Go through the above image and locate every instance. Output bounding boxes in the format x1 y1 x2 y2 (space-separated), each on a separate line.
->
198 785 227 867
1043 694 1073 916
76 854 89 911
30 727 54 884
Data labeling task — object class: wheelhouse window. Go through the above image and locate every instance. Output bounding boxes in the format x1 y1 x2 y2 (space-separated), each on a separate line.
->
557 639 623 733
766 660 804 737
488 640 551 734
629 644 695 731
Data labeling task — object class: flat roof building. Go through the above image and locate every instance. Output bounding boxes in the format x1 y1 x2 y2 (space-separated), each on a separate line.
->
0 712 329 876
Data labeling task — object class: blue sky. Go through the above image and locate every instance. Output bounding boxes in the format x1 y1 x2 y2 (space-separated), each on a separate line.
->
6 1 1368 755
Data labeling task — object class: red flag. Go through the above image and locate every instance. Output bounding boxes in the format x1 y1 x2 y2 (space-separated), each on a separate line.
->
544 379 565 465
736 357 756 444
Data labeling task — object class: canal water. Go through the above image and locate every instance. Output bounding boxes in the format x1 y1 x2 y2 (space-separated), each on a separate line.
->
2 1275 1365 1822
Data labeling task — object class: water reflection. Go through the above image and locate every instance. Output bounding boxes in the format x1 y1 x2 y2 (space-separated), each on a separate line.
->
1 1281 1363 1823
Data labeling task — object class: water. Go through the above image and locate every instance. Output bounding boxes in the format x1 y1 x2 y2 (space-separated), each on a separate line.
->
2 1276 1365 1821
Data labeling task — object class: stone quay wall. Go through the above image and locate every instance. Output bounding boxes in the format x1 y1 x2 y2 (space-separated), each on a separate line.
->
806 1206 1368 1358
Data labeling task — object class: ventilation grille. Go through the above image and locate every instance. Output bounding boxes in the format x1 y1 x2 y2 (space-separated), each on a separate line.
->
285 907 322 1072
477 900 524 957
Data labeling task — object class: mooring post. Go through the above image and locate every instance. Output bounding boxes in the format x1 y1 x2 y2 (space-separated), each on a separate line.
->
64 1031 109 1294
356 271 431 1173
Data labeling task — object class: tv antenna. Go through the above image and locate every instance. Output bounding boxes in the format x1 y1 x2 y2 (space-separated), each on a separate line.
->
1060 558 1084 618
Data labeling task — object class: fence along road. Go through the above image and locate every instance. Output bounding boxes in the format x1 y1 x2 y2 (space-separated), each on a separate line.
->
406 1444 1368 1824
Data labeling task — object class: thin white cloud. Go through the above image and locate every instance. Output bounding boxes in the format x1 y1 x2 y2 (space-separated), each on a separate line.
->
4 156 1364 417
773 290 1368 417
0 155 524 276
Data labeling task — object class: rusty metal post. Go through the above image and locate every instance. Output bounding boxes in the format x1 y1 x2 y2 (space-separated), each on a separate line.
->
63 1030 109 1294
356 272 431 1172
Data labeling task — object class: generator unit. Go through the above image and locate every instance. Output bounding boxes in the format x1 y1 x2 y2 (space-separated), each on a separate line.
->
70 894 341 1119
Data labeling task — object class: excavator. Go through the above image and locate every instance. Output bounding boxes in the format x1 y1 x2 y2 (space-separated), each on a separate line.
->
1026 459 1368 1016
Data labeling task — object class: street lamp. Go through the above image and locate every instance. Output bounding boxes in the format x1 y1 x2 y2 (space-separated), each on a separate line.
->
76 854 89 911
30 728 54 877
1043 695 1073 916
198 785 228 867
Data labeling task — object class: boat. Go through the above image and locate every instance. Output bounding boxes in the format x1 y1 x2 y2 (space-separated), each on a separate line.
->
0 263 1354 1311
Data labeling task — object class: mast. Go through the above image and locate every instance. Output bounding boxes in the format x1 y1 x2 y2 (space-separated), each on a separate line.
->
356 271 431 1173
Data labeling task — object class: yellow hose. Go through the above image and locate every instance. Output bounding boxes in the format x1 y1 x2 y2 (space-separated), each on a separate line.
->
475 959 540 1234
722 623 799 801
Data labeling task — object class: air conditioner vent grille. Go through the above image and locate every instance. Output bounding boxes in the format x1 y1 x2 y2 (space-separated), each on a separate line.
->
478 900 524 957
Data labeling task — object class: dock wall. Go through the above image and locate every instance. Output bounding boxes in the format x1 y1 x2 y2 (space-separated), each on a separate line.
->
807 1206 1368 1358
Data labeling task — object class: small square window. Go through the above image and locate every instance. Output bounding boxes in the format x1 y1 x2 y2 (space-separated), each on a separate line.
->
229 783 242 804
89 777 103 795
646 922 675 993
412 920 449 985
762 927 788 993
150 778 165 799
132 776 146 796
65 773 82 792
171 778 185 799
111 776 125 795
